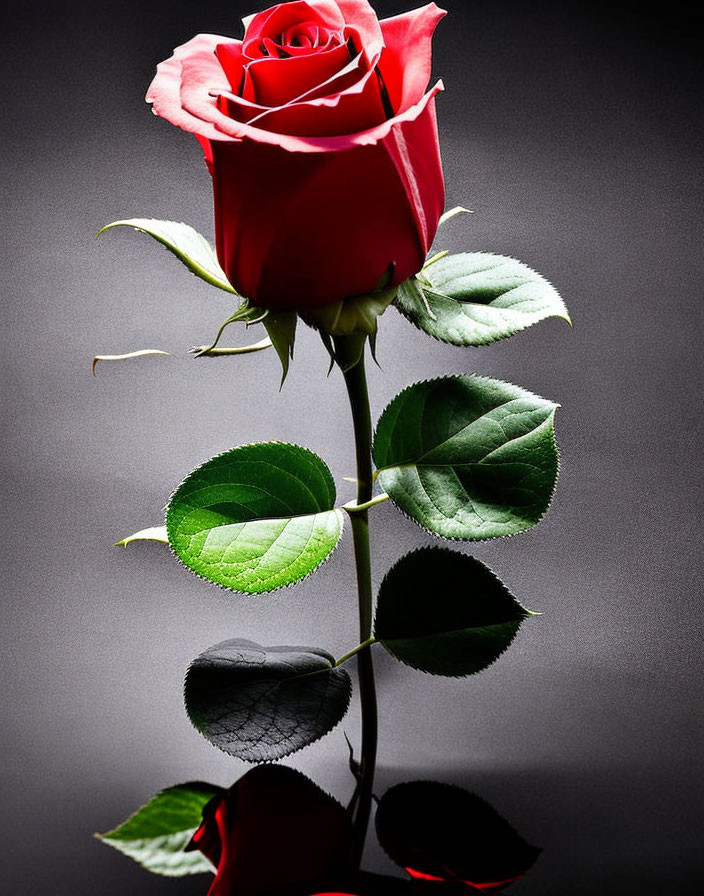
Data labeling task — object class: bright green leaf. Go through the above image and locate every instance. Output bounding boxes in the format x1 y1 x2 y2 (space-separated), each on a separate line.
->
166 443 343 593
97 782 222 876
397 252 570 345
374 548 534 676
185 639 352 762
98 219 236 294
373 375 559 540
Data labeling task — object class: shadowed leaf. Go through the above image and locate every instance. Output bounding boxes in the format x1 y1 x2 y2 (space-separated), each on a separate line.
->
376 781 541 891
374 548 534 676
185 639 352 762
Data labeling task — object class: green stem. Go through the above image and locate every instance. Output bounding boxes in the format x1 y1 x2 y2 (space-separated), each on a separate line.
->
335 334 378 868
334 637 376 668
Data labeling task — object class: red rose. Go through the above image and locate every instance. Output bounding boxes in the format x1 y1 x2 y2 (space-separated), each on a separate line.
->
146 0 446 309
189 765 354 896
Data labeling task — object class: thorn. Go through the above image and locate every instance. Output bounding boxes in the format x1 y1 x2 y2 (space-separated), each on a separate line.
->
92 349 171 376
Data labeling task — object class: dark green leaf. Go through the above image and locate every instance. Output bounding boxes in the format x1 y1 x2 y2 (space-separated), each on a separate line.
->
376 781 541 888
396 252 570 345
166 442 343 593
374 548 534 676
97 219 236 293
373 375 559 540
97 782 222 876
262 310 297 384
185 639 352 762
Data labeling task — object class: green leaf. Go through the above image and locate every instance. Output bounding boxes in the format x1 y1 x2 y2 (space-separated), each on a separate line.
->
374 548 534 676
98 219 236 294
97 782 222 876
396 252 570 345
185 639 352 762
166 442 343 593
373 375 559 540
376 781 541 887
262 311 297 385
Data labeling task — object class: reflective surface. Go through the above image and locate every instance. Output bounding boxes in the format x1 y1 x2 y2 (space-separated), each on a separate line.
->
1 2 702 894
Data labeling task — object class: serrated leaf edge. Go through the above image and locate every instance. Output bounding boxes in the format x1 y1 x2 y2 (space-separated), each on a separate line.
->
183 642 353 763
395 251 571 347
96 780 222 875
97 219 237 294
165 441 345 595
372 374 560 544
373 546 535 677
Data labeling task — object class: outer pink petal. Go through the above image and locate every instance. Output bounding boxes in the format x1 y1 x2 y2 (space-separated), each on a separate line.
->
379 3 447 113
147 31 444 152
145 33 239 142
335 0 384 57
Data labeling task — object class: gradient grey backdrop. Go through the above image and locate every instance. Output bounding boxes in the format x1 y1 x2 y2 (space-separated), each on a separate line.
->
2 1 702 893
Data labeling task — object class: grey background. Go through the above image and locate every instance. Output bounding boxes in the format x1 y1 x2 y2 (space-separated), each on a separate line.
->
2 1 702 893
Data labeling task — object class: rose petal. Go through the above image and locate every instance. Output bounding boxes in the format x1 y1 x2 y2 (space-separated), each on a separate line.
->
207 85 443 308
214 41 248 94
244 41 352 106
379 3 447 113
145 33 238 142
243 0 346 56
192 766 353 896
378 83 445 258
218 55 386 136
147 32 444 154
335 0 384 59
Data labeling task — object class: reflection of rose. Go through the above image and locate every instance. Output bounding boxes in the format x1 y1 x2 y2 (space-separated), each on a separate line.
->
189 765 353 895
146 1 446 309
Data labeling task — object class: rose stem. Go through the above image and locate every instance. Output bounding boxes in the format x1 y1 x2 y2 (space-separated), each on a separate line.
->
335 333 378 869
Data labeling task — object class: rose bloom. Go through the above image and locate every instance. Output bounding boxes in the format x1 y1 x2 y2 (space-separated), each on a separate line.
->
146 0 446 309
188 765 354 896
